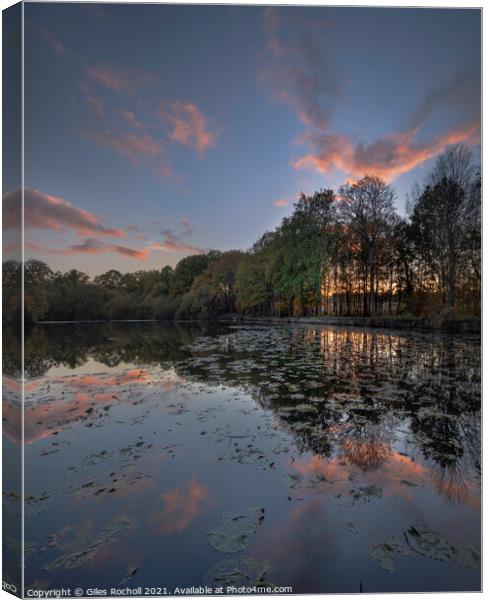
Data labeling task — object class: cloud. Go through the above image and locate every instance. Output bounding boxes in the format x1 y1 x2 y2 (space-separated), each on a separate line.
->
118 108 143 129
86 66 154 96
293 122 480 182
260 7 342 130
50 238 150 260
179 217 193 235
80 128 173 178
273 198 288 207
260 9 480 183
408 66 480 132
30 22 65 55
85 96 105 119
80 65 219 187
150 227 204 255
162 101 217 154
4 241 43 256
3 188 125 237
149 479 210 534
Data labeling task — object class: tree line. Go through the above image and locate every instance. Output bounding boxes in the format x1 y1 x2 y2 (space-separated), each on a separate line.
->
2 144 481 324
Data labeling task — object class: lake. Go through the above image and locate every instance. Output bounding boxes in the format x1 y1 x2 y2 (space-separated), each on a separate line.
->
4 321 481 594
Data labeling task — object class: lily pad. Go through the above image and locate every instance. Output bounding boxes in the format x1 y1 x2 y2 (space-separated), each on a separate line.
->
404 525 454 562
44 516 135 571
370 541 396 572
207 508 265 554
349 483 383 504
204 558 272 587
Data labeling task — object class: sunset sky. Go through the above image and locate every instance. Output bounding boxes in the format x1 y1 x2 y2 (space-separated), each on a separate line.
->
5 4 481 276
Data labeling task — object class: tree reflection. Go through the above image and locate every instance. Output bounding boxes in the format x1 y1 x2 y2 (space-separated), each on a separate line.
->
10 322 480 498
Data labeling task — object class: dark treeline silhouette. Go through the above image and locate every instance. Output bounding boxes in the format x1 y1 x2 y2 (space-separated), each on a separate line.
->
2 144 481 324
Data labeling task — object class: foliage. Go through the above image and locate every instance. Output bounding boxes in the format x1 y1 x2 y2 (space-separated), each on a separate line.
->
2 144 480 324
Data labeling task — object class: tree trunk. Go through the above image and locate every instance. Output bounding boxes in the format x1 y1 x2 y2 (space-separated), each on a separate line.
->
370 263 376 316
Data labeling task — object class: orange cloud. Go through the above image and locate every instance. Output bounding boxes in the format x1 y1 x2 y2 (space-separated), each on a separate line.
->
3 188 125 237
273 198 288 207
260 10 480 183
163 101 217 154
293 123 480 182
86 66 154 96
149 478 210 534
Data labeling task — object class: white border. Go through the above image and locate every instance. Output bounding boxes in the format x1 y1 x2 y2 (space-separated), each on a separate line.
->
0 3 483 600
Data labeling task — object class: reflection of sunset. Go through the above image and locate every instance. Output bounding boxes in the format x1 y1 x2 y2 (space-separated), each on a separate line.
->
254 498 338 592
3 376 39 394
7 367 184 445
430 464 480 508
149 478 210 534
340 437 391 471
55 369 150 388
291 447 480 509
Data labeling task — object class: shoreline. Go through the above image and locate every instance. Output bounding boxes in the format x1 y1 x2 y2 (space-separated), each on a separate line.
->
29 314 481 334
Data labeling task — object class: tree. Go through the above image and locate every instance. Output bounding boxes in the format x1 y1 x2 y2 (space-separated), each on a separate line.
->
410 144 478 312
235 254 269 314
338 176 396 316
170 252 219 296
2 260 21 323
94 269 123 290
187 251 244 316
55 269 90 286
25 259 53 285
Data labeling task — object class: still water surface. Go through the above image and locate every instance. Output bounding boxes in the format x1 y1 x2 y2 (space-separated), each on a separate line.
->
5 322 481 593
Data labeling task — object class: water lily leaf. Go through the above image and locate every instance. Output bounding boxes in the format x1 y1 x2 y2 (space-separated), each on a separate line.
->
404 525 454 562
370 541 396 572
44 516 136 571
349 483 383 503
207 508 265 554
204 557 272 587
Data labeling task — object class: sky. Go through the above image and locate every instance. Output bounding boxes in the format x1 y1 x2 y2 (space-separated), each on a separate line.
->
4 3 481 276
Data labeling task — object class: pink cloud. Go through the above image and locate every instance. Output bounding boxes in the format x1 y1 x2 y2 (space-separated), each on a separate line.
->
149 479 210 534
293 123 480 182
163 101 217 154
3 188 125 238
86 66 154 96
273 198 288 207
260 10 480 183
4 241 43 256
49 238 150 261
80 128 167 170
118 108 143 129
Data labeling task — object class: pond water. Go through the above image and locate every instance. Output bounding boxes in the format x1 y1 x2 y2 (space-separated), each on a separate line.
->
4 321 481 594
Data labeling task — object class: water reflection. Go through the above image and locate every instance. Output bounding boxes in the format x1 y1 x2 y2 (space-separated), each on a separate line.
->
5 322 480 593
